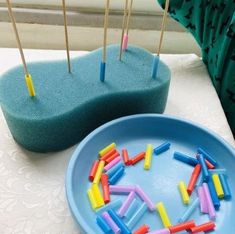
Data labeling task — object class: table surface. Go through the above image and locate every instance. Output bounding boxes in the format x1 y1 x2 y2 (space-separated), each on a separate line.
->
0 48 234 234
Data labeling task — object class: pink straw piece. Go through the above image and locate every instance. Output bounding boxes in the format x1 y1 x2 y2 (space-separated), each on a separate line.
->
118 191 136 217
148 228 170 234
122 34 129 51
104 156 122 172
135 185 155 211
102 211 121 234
202 183 216 220
198 186 208 214
109 185 136 194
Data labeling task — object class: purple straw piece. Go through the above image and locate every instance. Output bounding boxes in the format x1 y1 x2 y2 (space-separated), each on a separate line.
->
104 156 122 172
109 185 136 194
202 183 216 220
135 185 155 211
148 229 170 234
102 211 121 234
198 186 208 214
118 191 136 217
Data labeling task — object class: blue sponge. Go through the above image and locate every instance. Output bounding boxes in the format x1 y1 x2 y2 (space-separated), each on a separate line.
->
0 45 171 152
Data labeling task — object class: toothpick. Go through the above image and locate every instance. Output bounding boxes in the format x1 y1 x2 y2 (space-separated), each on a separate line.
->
157 0 170 56
62 0 71 73
6 0 36 97
6 0 29 76
119 0 129 61
126 0 134 36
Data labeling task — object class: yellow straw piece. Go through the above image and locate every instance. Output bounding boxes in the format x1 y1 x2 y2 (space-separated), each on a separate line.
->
99 143 116 157
156 202 171 228
92 183 105 208
87 188 98 210
212 174 224 199
179 181 190 205
25 74 36 97
144 144 153 170
93 160 105 184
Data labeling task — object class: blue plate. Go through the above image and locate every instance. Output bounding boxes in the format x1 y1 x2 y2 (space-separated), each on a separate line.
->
66 114 235 233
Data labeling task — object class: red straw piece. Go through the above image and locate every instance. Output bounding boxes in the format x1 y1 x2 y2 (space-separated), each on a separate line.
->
169 220 196 233
105 151 120 164
133 224 149 234
101 174 110 204
88 160 99 182
101 148 117 161
205 159 215 169
190 221 215 233
187 165 201 195
130 152 145 165
122 148 131 165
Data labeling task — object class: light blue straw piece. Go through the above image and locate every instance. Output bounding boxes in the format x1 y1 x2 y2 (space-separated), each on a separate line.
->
127 203 148 230
96 199 122 215
219 174 232 200
100 61 106 82
178 197 200 223
195 172 203 187
209 169 227 175
124 198 140 220
106 161 124 178
151 55 159 79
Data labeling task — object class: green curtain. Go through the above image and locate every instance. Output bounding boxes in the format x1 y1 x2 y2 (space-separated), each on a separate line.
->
157 0 235 135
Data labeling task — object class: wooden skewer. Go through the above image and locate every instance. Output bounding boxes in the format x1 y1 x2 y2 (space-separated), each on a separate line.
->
6 0 29 76
157 0 170 56
6 0 36 97
119 0 129 61
126 0 134 36
62 0 71 73
100 0 110 82
102 0 110 63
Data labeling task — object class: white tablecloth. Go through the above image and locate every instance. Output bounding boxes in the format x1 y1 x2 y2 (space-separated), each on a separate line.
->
0 48 234 234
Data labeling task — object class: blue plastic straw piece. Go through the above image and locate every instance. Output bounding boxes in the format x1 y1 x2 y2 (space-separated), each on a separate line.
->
124 198 140 220
207 176 220 210
96 199 122 214
151 55 159 79
195 172 203 187
209 169 227 175
109 166 125 185
197 154 209 182
96 214 113 234
178 197 200 223
154 142 171 155
197 148 217 166
173 152 198 167
219 174 232 200
106 161 124 178
100 61 106 82
127 203 148 230
108 209 132 234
